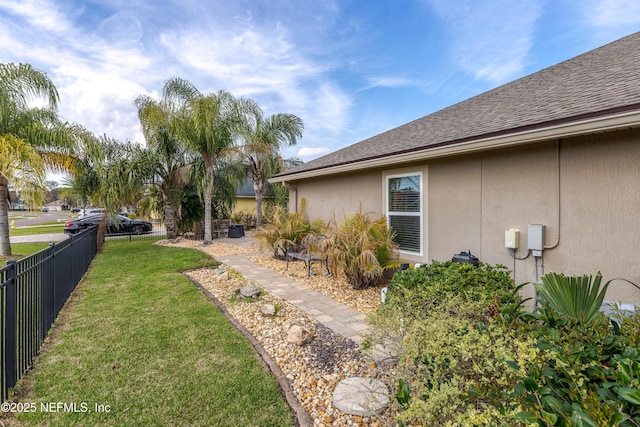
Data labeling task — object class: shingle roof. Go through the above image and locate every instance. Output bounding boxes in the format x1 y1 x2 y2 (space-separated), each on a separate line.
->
236 177 255 197
276 32 640 179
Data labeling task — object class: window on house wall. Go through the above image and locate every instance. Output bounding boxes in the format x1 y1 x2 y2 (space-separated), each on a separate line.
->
387 173 422 254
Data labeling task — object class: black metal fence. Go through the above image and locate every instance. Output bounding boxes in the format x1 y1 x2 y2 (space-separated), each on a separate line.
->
103 221 166 241
1 226 98 402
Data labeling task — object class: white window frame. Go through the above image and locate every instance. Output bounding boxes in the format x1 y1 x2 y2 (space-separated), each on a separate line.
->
386 172 423 256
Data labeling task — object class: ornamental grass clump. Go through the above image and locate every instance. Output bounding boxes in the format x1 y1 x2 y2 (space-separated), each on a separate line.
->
324 209 398 289
253 199 325 259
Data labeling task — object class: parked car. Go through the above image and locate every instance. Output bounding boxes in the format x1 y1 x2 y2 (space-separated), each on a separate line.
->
78 207 106 218
41 207 49 212
70 207 81 213
64 214 153 236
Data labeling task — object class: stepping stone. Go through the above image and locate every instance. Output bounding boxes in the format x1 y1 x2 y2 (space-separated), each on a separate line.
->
332 377 390 416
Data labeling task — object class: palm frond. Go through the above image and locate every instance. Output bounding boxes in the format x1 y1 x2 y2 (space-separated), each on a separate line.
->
536 272 609 325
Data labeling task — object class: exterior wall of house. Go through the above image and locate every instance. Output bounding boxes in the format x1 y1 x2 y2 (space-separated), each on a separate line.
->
428 141 561 303
291 169 383 221
555 130 640 304
234 198 256 214
288 128 640 306
429 132 640 305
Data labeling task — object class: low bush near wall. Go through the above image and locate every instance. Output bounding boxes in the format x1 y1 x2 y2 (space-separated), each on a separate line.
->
366 264 640 426
507 273 640 425
366 261 529 425
387 260 515 307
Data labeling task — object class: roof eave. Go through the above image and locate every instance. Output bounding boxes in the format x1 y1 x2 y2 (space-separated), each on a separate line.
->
270 109 640 183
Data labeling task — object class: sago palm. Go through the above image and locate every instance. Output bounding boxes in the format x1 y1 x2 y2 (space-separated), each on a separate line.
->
534 272 638 326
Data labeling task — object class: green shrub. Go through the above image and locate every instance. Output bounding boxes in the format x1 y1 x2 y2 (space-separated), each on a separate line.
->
386 260 515 314
618 307 640 348
366 260 525 425
508 314 640 426
325 209 398 289
507 273 640 426
369 264 640 426
370 294 537 426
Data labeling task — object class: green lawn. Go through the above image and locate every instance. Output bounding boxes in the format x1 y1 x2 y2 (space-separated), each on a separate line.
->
9 224 66 236
0 242 51 264
4 239 296 426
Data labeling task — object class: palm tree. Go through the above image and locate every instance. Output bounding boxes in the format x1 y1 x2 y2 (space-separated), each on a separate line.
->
0 63 83 256
76 135 142 213
163 78 258 244
135 94 191 239
237 112 303 227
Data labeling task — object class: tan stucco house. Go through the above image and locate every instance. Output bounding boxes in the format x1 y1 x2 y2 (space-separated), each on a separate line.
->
271 32 640 306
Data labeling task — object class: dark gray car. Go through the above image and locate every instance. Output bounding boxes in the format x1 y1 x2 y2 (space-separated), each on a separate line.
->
64 214 153 235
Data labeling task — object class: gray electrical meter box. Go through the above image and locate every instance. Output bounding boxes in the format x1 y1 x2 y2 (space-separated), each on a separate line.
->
527 224 545 251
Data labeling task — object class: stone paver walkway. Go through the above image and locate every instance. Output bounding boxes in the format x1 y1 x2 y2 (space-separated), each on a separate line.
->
216 253 371 344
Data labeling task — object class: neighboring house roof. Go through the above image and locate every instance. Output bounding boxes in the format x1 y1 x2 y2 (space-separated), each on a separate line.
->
272 32 640 182
236 178 255 198
236 176 274 198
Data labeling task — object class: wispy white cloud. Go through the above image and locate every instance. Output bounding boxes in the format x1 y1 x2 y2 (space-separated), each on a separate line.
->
297 147 331 158
0 0 171 144
427 0 543 84
356 76 415 93
159 13 354 156
54 62 149 143
584 0 640 27
0 0 384 161
0 0 71 34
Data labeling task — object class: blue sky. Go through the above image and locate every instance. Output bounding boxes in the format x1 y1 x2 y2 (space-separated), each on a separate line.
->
1 0 639 163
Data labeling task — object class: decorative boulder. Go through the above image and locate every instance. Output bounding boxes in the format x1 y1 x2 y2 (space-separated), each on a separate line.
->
260 304 276 316
239 285 260 299
214 267 229 281
287 325 313 345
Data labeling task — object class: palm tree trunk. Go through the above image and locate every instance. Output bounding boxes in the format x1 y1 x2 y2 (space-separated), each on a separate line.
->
0 173 12 256
253 179 264 228
163 192 177 240
251 171 265 228
203 173 214 245
255 191 264 228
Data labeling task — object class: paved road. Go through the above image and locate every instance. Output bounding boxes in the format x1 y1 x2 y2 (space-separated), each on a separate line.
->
9 210 71 244
10 211 74 227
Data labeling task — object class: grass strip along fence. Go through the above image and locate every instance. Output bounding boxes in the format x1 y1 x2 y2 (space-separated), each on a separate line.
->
1 226 98 402
1 239 296 426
